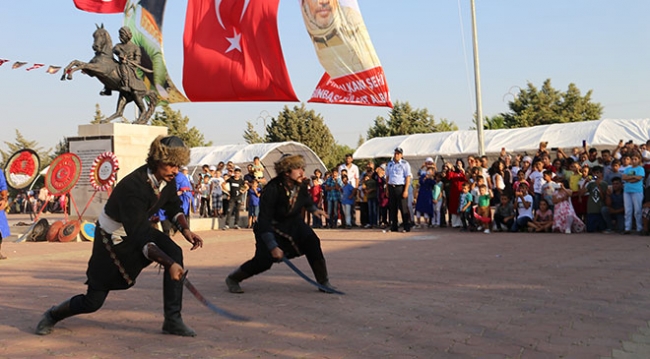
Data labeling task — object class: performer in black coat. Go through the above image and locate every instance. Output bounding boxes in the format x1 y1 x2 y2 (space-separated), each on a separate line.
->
225 154 335 293
36 135 203 337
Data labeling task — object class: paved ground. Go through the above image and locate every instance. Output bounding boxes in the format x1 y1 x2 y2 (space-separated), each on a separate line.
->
2 214 650 358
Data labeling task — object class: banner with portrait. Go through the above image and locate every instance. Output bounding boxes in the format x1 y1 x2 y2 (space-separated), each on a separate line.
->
124 0 189 103
300 0 392 107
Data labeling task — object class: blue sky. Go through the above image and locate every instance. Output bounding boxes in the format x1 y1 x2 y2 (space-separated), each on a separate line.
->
0 1 648 153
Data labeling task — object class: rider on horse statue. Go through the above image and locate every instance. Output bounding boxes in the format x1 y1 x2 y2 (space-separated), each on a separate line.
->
101 27 147 96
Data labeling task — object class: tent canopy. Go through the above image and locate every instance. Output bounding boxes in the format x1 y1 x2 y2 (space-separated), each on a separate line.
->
188 141 326 181
354 118 650 166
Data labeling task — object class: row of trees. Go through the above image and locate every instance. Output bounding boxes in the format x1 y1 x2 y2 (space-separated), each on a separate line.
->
1 79 602 172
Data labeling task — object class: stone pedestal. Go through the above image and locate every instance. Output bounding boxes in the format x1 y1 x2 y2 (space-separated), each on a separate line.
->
68 123 167 221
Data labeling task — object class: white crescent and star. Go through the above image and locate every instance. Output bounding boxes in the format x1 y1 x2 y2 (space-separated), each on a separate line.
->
215 0 251 53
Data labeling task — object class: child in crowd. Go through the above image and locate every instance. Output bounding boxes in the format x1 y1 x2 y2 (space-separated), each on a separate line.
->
552 182 585 233
622 152 645 234
619 154 631 173
340 174 356 229
375 166 390 228
199 175 211 218
252 156 264 180
585 166 608 232
493 194 515 232
528 199 553 232
247 179 260 228
309 174 324 228
210 169 224 218
605 159 622 184
431 173 444 227
362 172 378 228
541 170 558 210
512 170 530 197
528 159 545 210
324 168 342 229
459 183 475 232
476 184 492 233
511 182 534 232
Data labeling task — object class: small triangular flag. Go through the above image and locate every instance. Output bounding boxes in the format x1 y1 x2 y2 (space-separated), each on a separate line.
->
46 65 62 74
26 63 44 71
12 61 27 69
0 59 9 67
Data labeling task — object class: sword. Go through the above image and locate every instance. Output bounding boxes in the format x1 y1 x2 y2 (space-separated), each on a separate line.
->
281 257 345 295
181 271 249 322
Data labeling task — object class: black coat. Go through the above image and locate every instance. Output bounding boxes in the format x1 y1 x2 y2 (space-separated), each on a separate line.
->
87 165 183 290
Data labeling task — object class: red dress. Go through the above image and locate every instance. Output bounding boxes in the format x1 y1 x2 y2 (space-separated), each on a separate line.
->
446 170 467 215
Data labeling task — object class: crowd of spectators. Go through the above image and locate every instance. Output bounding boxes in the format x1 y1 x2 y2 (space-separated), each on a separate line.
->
184 139 650 236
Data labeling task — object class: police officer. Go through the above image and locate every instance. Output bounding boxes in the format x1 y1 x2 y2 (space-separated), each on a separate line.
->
385 147 412 232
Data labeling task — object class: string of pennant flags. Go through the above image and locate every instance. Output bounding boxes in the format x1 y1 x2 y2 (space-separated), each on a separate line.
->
0 59 61 74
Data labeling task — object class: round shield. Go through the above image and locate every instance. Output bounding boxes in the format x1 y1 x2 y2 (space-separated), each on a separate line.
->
4 149 40 190
47 220 65 242
80 221 96 242
46 153 82 196
28 218 50 242
58 220 81 243
89 152 119 192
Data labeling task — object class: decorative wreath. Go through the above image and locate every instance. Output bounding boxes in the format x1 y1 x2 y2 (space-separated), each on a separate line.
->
46 153 82 196
89 152 119 192
4 149 40 190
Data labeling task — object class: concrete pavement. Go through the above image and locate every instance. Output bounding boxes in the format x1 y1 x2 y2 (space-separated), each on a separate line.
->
1 215 650 358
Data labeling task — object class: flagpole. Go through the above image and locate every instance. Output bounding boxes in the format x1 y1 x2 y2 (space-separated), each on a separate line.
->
470 0 485 156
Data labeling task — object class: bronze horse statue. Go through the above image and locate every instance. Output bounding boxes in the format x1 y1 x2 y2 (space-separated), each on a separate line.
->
61 24 158 125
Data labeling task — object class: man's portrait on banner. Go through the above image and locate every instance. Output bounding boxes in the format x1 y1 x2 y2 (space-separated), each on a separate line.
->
301 0 381 79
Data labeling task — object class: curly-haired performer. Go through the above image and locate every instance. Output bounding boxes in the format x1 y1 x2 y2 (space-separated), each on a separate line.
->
36 136 203 337
225 154 335 294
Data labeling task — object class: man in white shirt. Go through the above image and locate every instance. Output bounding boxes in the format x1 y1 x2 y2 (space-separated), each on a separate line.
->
339 153 359 226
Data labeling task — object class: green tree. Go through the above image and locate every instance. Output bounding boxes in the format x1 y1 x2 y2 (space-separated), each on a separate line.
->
366 101 457 139
0 130 52 171
470 115 507 130
503 79 602 128
243 121 265 144
90 103 105 124
150 104 212 147
51 138 69 160
265 103 337 168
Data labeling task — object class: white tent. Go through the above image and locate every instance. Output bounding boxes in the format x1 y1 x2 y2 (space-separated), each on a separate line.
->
188 141 326 181
354 118 650 166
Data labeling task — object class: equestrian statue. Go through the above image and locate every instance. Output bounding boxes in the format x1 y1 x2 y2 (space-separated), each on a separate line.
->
61 24 158 125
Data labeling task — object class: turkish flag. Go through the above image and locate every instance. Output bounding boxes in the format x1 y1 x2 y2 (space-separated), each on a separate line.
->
73 0 126 13
183 0 297 102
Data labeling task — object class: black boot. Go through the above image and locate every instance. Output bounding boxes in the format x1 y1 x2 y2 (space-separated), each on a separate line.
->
35 299 74 335
162 275 196 337
310 258 336 293
225 268 251 294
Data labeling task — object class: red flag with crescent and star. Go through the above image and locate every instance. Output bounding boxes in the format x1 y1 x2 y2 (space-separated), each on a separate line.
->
73 0 127 13
183 0 298 102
